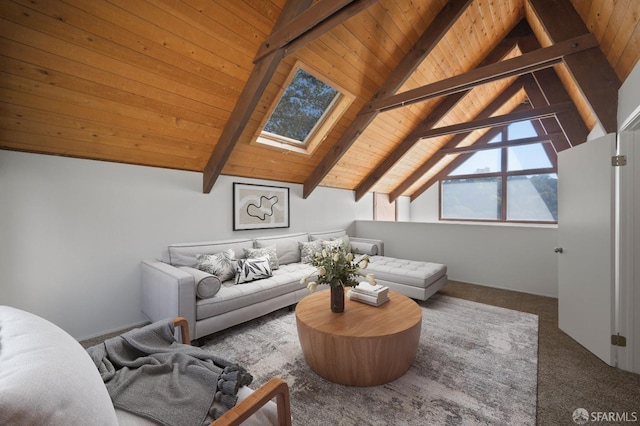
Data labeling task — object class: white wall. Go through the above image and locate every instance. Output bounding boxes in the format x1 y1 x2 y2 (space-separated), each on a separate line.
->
409 184 440 222
396 196 411 221
0 151 372 339
355 220 558 297
619 59 640 130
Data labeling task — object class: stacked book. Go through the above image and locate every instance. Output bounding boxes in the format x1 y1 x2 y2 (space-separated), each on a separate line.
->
347 282 390 306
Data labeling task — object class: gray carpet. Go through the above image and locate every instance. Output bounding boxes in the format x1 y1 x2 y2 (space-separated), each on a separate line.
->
201 294 539 425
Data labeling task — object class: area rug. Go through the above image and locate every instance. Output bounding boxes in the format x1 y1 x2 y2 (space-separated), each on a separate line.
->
202 294 538 425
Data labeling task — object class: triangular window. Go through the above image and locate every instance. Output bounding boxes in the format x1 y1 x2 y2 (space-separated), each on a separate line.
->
440 119 558 223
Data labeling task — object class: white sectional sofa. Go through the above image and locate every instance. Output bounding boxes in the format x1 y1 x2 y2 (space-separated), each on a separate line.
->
141 230 447 342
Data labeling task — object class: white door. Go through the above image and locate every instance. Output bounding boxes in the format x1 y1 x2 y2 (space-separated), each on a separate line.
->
557 133 616 365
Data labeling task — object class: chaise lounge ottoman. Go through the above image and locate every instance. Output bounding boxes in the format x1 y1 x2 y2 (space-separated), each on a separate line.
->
364 256 447 301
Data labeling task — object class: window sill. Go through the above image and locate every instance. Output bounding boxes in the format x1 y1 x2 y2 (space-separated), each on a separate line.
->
436 220 558 229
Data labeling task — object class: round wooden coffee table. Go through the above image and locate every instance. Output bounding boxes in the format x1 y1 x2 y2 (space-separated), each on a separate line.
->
295 289 422 387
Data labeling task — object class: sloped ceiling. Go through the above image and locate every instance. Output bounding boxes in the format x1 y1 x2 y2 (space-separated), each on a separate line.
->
1 0 638 200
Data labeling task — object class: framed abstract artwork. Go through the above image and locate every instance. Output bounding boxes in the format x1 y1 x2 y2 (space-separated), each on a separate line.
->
233 183 290 230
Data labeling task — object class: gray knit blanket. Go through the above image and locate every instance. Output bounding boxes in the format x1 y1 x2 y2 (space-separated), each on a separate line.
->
87 319 252 426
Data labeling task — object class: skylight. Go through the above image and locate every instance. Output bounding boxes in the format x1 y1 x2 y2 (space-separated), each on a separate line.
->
263 68 340 145
256 63 354 155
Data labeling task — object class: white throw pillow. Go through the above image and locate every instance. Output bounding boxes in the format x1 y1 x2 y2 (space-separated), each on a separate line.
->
235 256 272 284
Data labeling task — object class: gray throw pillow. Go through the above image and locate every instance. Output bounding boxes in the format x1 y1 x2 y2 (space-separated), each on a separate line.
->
331 235 351 252
178 267 222 299
196 249 236 282
244 245 279 270
299 240 323 263
322 239 343 251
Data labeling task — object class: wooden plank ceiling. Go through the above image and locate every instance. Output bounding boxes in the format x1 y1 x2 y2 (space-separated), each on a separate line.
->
1 0 638 199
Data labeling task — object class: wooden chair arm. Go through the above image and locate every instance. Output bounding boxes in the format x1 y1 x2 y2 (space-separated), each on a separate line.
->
211 377 292 426
172 317 291 425
172 317 190 344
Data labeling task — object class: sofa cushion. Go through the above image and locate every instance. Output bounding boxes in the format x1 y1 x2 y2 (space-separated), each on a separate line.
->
235 256 273 284
254 233 308 265
245 245 279 270
299 240 323 263
164 239 253 267
179 267 222 299
0 306 118 426
366 256 447 288
196 263 317 320
309 229 346 241
197 249 236 282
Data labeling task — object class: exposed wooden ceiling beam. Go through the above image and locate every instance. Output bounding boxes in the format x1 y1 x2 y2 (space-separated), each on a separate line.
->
394 89 572 202
440 132 564 154
202 47 285 193
254 0 355 62
518 35 589 149
527 0 621 133
389 82 530 202
408 102 545 201
354 92 466 202
407 98 568 201
353 22 528 201
364 33 598 113
520 74 572 152
388 80 526 202
302 0 473 199
532 69 589 146
411 102 573 140
255 0 378 63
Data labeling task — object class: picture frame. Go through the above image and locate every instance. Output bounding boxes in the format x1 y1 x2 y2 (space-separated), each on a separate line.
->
233 183 290 231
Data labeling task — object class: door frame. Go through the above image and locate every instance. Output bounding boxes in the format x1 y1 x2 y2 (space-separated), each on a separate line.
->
617 115 640 373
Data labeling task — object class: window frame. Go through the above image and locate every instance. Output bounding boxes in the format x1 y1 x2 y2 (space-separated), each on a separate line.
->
255 61 355 156
439 125 558 224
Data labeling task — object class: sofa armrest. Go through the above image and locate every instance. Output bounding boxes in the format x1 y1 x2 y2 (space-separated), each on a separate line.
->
211 378 292 426
141 259 196 342
350 237 384 256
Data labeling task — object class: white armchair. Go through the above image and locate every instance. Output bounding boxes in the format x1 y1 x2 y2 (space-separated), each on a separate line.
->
0 306 291 426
